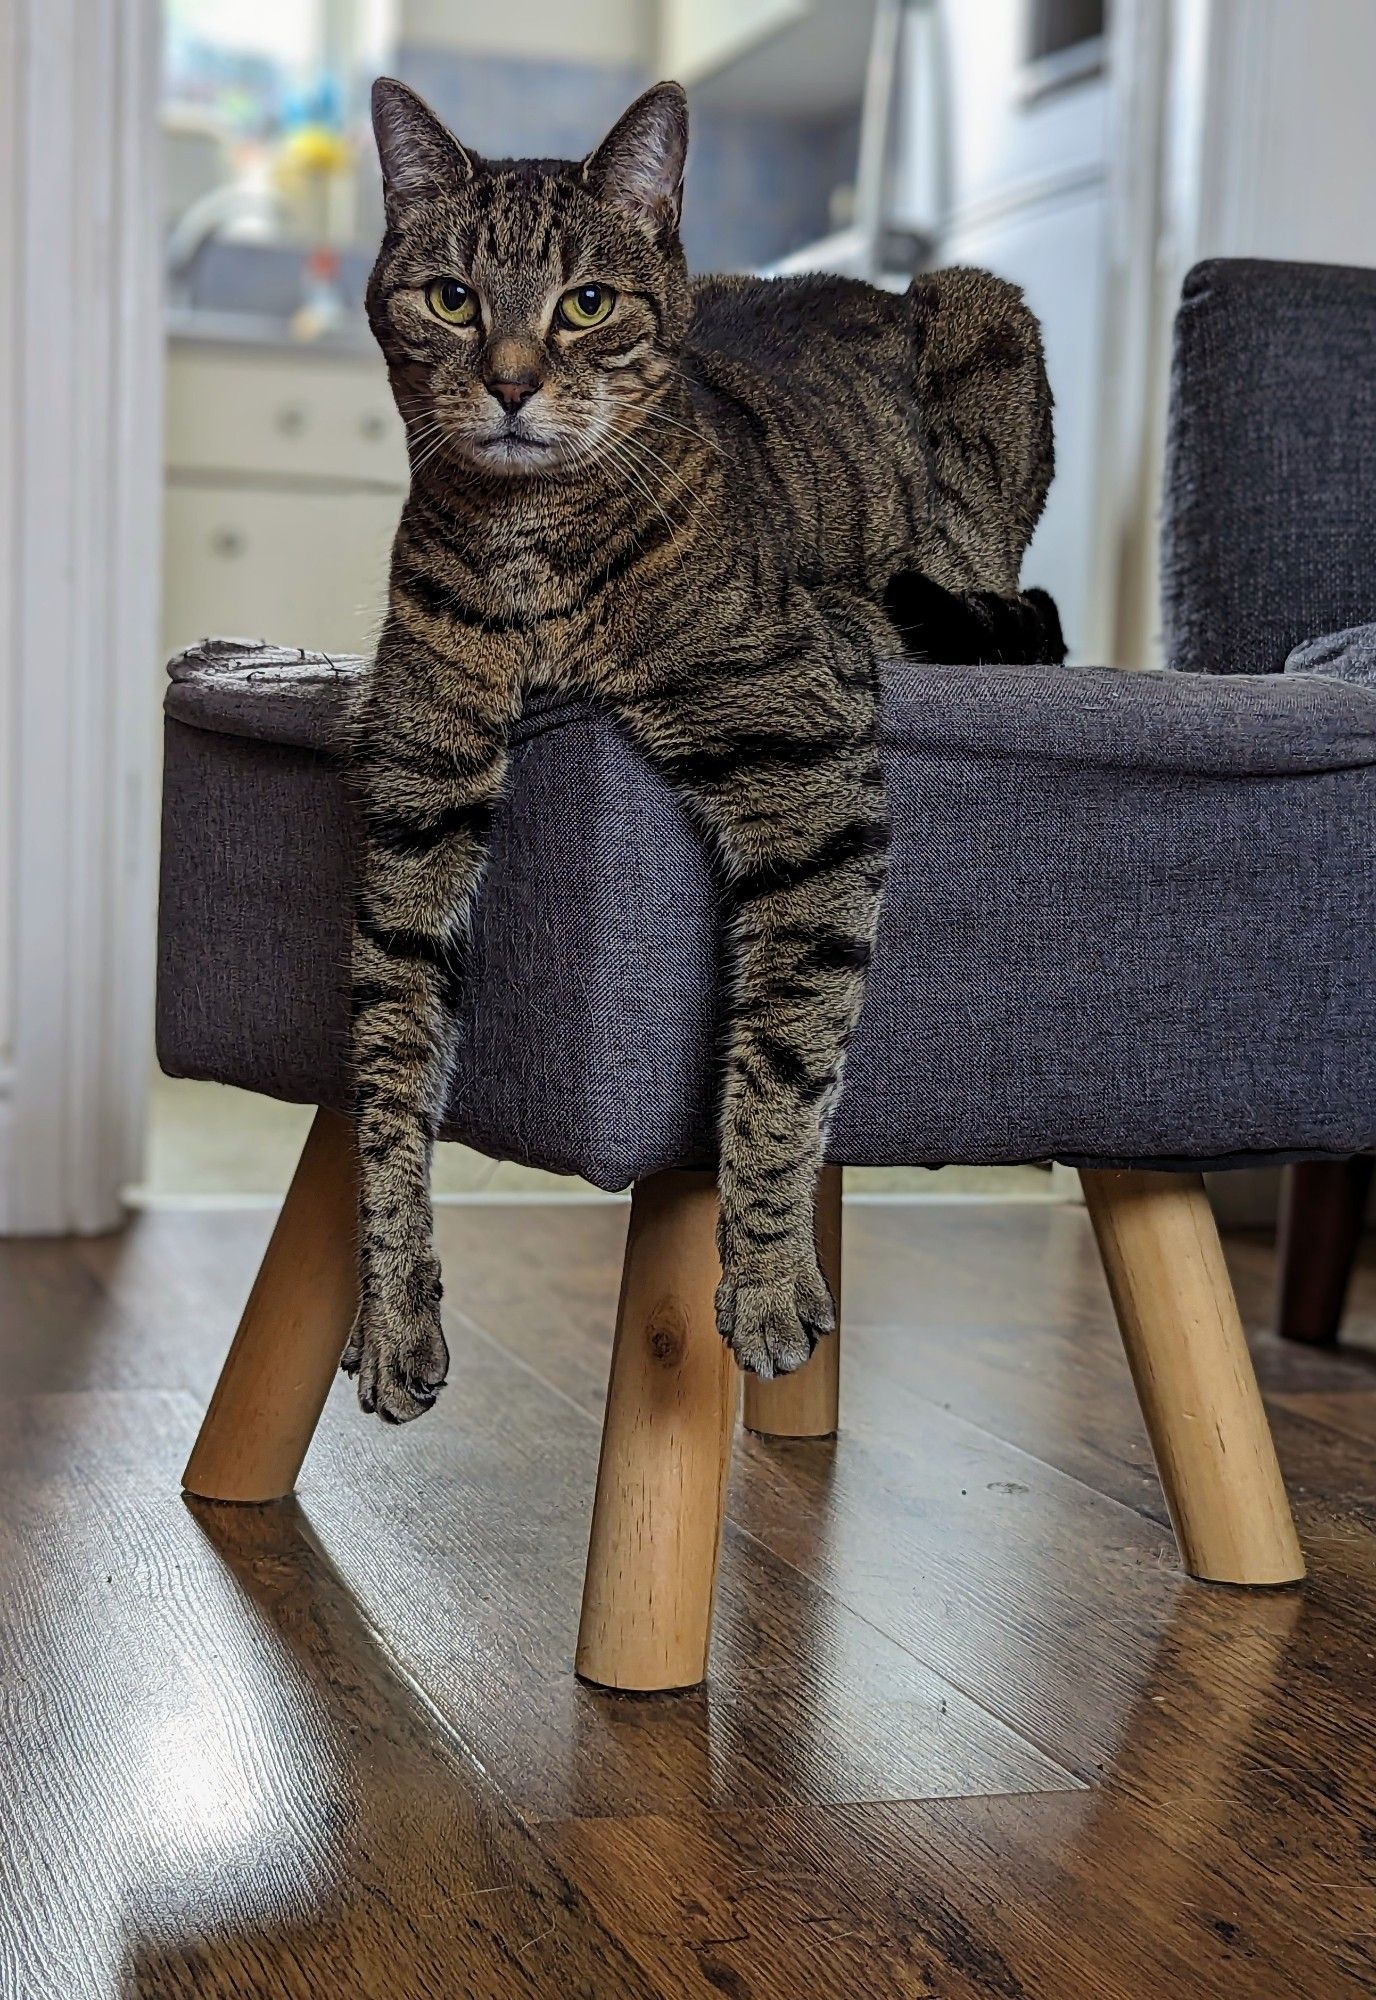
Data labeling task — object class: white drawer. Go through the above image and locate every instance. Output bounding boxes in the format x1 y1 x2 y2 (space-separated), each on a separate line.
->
163 482 401 658
166 346 409 487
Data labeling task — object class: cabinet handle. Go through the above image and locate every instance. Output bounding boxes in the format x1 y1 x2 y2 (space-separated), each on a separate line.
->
275 405 307 435
359 412 387 440
210 527 245 558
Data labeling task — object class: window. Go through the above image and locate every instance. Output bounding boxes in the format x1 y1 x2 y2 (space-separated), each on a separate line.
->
1025 0 1107 63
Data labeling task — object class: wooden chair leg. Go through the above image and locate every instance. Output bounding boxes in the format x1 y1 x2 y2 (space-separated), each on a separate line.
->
576 1170 738 1691
182 1107 358 1504
743 1164 842 1438
1275 1157 1373 1346
1081 1169 1304 1586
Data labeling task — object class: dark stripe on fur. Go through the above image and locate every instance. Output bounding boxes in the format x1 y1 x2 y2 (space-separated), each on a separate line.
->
730 818 889 904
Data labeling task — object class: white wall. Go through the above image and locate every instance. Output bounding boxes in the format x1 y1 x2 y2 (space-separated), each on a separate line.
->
399 0 650 63
0 0 163 1234
659 0 805 84
1184 0 1376 271
1101 0 1376 674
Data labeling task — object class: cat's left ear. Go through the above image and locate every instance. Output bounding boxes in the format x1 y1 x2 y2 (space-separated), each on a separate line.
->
583 82 688 241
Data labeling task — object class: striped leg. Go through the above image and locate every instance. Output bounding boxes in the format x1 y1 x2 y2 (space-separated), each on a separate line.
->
615 592 887 1379
343 645 513 1423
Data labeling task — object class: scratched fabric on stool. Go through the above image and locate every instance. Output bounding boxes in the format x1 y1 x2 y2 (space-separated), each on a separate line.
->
157 641 1376 1185
1285 625 1376 688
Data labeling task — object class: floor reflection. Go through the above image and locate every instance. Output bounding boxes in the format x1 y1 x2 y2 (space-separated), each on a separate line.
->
113 1499 587 1999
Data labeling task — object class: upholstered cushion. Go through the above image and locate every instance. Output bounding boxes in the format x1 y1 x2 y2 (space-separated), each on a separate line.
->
158 641 1376 1186
1286 623 1376 687
1162 258 1376 677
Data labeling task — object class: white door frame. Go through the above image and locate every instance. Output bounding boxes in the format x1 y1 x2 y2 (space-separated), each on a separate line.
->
0 0 164 1233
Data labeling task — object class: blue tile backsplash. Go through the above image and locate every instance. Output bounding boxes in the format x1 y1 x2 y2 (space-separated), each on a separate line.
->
176 43 861 322
394 41 858 276
393 45 647 168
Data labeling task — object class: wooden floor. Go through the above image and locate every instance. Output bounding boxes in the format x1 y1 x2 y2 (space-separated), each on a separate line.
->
2 1198 1374 1998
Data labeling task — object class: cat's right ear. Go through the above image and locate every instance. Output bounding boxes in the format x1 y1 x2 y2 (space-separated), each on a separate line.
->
371 78 475 223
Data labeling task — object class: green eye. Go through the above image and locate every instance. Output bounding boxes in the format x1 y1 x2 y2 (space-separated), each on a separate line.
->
426 279 477 326
559 283 615 330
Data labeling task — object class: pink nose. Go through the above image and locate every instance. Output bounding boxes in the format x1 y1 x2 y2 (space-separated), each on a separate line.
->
486 377 540 413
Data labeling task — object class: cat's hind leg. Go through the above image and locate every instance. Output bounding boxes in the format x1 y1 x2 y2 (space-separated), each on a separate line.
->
611 588 889 1377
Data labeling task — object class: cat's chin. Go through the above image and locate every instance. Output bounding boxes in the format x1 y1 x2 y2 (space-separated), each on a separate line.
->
466 434 565 479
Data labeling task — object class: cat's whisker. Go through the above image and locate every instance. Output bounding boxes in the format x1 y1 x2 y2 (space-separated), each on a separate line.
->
587 431 694 586
635 403 720 453
595 419 703 508
597 421 730 566
408 428 461 483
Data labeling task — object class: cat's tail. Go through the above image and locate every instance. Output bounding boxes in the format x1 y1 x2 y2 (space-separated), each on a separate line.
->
884 572 1067 666
906 265 1056 571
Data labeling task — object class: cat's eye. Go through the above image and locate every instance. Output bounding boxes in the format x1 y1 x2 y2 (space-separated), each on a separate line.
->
558 283 615 330
426 279 478 327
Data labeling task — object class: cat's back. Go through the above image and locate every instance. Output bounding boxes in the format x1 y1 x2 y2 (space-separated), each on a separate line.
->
686 272 913 388
683 265 1054 597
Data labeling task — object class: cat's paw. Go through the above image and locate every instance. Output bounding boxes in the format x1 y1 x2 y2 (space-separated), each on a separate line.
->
716 1256 835 1378
341 1254 448 1423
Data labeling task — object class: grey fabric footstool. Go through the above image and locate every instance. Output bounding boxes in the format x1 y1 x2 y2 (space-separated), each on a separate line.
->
162 257 1376 1689
159 642 1376 1184
161 637 1376 1683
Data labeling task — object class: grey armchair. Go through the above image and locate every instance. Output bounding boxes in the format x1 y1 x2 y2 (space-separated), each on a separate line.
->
1162 256 1376 1348
159 261 1376 1690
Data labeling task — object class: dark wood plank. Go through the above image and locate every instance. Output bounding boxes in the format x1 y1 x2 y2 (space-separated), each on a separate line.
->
435 1199 1376 1951
0 1212 1074 1828
0 1395 664 2000
3 1195 1375 2000
546 1788 1375 2000
294 1320 1073 1819
1271 1387 1376 1446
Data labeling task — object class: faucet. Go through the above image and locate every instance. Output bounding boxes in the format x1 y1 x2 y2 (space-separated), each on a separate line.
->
164 180 286 308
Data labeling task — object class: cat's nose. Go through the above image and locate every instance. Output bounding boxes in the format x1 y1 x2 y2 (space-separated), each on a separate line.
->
485 374 541 413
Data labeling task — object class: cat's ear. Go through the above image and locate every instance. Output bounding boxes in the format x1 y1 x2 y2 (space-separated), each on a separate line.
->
371 78 475 223
583 82 688 240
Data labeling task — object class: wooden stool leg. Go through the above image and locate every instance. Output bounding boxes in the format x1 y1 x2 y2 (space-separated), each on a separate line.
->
744 1164 842 1438
1275 1157 1373 1346
1081 1168 1304 1586
576 1170 738 1691
182 1108 358 1504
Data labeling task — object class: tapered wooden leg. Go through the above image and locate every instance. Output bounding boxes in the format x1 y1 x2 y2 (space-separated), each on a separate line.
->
1081 1168 1304 1586
577 1170 738 1691
744 1165 842 1438
182 1108 358 1504
1276 1157 1373 1346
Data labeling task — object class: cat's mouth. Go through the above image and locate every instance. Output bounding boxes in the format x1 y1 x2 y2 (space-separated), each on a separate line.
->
470 426 562 475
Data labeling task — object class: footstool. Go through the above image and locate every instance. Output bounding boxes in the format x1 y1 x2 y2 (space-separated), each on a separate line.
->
158 632 1376 1688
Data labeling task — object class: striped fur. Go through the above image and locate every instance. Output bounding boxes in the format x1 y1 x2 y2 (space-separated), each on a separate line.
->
344 78 1057 1421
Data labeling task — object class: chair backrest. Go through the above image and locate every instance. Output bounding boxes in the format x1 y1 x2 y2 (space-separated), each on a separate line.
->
1162 257 1376 675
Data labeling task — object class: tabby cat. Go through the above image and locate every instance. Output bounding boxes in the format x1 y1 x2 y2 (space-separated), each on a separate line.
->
344 77 1061 1422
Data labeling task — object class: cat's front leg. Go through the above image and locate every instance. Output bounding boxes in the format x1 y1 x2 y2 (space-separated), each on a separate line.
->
614 592 890 1376
345 633 515 1422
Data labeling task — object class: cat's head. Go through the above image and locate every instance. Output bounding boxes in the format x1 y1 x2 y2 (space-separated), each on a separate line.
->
366 78 690 482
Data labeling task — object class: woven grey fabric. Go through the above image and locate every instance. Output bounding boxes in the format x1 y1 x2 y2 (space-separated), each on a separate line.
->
1286 623 1376 687
158 641 1376 1185
1162 258 1376 677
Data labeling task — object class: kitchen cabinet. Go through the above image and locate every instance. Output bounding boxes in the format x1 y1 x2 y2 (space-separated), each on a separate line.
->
162 338 408 659
163 482 401 660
